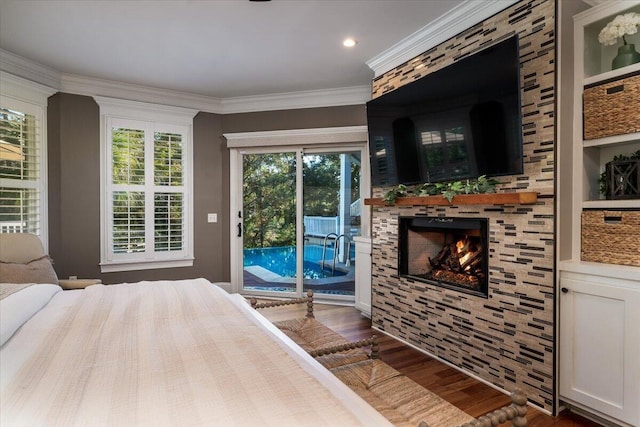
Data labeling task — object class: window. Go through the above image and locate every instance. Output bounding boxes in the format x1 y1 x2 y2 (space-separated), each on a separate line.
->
417 117 474 182
225 126 371 295
0 74 54 245
96 97 196 272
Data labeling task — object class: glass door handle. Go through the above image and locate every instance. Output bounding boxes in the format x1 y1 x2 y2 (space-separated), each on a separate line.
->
237 223 242 237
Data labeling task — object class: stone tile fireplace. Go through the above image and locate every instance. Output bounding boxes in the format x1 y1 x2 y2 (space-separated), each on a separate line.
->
399 216 488 297
367 0 556 413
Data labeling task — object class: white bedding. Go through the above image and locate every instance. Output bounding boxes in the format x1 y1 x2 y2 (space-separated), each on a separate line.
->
0 283 61 347
0 279 392 426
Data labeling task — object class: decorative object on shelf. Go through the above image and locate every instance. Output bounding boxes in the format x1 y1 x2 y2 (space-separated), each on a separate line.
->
365 192 537 206
382 184 407 205
598 12 640 70
581 210 640 267
382 176 500 204
612 44 640 69
599 150 640 199
418 175 500 202
583 73 640 140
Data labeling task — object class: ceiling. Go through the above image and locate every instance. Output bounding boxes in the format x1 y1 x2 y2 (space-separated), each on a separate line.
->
0 0 465 100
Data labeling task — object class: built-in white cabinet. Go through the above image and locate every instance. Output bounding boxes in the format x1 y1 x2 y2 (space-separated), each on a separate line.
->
558 2 640 425
559 268 640 426
571 1 640 224
354 236 371 317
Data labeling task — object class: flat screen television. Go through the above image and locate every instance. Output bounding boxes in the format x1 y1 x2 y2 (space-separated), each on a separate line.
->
367 35 523 187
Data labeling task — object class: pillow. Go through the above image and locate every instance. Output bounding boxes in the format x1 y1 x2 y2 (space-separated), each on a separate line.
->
0 283 62 347
0 255 59 285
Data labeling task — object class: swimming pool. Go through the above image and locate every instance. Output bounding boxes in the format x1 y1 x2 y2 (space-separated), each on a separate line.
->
244 245 347 279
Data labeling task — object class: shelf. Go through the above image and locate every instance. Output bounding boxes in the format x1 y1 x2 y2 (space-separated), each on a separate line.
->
559 259 640 283
571 1 640 263
583 199 640 209
364 192 538 207
583 132 640 148
584 63 640 87
578 1 640 79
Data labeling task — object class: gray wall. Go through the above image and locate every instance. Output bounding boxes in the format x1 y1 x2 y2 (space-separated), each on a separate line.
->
47 93 365 284
222 105 366 133
48 93 101 280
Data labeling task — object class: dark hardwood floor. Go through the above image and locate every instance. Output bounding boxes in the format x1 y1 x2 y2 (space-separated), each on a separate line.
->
257 300 602 427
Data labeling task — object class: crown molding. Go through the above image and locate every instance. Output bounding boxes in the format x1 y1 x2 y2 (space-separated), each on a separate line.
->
580 0 613 6
61 73 369 114
61 73 224 113
0 49 61 90
0 71 58 105
366 0 519 77
1 48 369 113
574 0 639 23
220 86 371 114
93 96 198 123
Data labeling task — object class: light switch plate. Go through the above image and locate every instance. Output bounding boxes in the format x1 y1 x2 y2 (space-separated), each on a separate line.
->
207 213 218 223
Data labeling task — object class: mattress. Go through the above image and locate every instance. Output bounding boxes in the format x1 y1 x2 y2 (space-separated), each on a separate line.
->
0 279 392 426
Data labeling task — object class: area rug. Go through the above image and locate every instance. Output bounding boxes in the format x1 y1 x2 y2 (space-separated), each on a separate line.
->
331 359 475 427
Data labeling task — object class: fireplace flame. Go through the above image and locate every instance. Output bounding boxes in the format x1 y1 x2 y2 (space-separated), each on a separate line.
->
426 233 485 291
459 252 472 268
456 237 478 271
456 238 468 253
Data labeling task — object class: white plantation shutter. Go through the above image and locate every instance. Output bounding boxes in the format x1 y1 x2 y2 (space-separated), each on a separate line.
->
154 131 183 186
112 127 145 185
0 103 43 236
154 192 183 251
111 126 146 254
112 190 145 254
153 131 184 252
97 97 195 272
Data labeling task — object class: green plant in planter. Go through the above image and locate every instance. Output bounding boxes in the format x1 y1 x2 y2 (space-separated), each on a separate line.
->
418 182 443 196
442 180 466 202
419 175 500 202
383 176 500 204
382 184 408 204
472 175 500 194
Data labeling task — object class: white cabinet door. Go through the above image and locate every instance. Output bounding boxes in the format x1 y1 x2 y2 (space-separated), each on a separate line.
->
559 276 640 426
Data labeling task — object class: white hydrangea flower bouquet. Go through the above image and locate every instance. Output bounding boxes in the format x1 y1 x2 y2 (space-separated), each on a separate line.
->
598 12 640 46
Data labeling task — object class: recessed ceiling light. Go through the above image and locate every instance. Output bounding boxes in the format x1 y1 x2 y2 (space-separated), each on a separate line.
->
343 38 357 48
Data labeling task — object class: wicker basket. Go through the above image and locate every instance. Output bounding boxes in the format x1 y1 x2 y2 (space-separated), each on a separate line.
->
583 73 640 140
581 210 640 266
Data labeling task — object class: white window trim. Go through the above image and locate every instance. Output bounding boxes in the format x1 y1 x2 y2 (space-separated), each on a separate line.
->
224 125 371 294
0 72 56 250
95 96 197 273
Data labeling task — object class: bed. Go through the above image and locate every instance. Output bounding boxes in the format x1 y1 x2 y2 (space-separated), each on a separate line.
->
0 279 393 426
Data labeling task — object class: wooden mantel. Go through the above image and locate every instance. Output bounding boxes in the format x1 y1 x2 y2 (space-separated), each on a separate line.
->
364 192 538 207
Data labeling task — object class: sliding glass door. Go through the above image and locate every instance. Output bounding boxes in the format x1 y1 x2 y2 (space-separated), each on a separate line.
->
241 152 297 294
302 151 360 297
235 147 363 300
